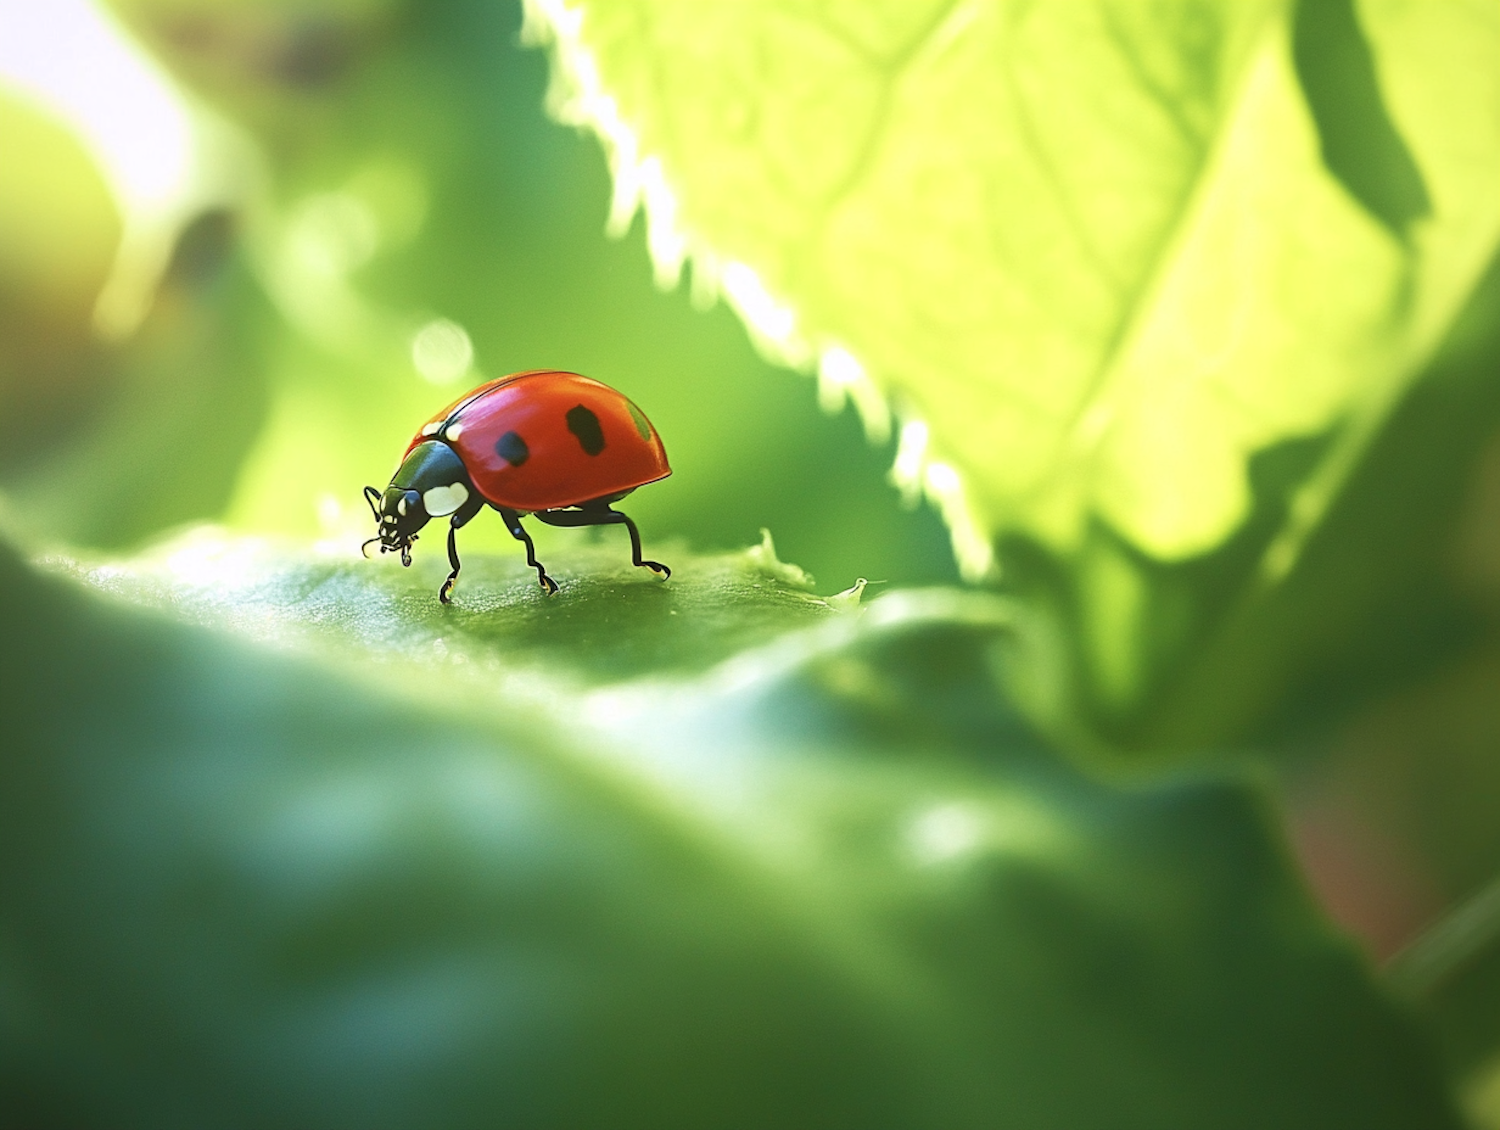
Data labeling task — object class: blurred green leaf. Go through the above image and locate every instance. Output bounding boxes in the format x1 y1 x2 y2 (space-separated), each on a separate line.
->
0 83 273 552
1005 247 1500 750
529 0 1500 748
0 89 121 460
1292 639 1500 1078
544 0 1499 561
5 211 274 549
0 533 1463 1127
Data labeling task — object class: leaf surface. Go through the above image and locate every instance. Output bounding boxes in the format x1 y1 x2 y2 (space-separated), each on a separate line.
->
0 533 1462 1128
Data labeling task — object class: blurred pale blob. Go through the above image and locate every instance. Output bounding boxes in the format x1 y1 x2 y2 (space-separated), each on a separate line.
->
0 0 192 221
0 94 119 308
410 317 474 386
0 92 119 449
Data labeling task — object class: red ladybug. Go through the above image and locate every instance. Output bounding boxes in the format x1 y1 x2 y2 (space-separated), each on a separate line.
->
363 370 671 601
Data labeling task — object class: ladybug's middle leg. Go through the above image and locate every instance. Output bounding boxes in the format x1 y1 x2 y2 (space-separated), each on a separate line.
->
496 506 558 595
535 504 670 579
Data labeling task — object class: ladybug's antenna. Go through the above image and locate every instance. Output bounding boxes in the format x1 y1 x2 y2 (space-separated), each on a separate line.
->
361 536 383 559
363 485 382 521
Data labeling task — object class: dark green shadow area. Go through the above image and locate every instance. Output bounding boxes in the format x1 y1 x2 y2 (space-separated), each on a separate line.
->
1292 0 1430 241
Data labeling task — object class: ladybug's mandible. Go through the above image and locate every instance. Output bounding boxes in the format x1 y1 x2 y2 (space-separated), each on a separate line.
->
363 370 671 601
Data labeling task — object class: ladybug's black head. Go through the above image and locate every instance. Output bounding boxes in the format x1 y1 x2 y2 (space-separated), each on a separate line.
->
362 483 427 566
362 440 474 567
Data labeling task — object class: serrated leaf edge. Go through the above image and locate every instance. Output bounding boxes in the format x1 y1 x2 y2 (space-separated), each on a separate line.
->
519 0 996 582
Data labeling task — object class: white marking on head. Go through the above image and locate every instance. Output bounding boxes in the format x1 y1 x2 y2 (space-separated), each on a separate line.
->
446 422 464 441
423 481 469 517
421 420 442 436
397 496 408 516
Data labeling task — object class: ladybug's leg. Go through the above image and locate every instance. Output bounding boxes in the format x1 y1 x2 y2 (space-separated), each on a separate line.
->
438 493 486 604
496 506 558 595
534 504 670 580
439 525 462 604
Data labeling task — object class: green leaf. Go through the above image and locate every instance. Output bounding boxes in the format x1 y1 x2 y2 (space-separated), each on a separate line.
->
1297 638 1500 1081
3 213 274 549
533 0 1500 565
0 88 273 551
0 533 1463 1127
525 0 1500 748
0 90 120 359
1030 245 1500 750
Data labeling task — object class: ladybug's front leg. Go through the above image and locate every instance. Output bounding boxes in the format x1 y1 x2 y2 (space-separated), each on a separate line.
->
439 524 462 604
497 506 558 595
439 493 486 604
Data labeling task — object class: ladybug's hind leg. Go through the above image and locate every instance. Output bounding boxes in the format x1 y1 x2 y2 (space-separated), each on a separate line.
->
535 503 670 580
497 506 558 595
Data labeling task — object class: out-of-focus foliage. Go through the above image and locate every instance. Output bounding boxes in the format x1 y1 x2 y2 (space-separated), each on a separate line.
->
0 538 1463 1129
89 0 958 591
534 0 1500 749
0 83 271 550
1313 643 1500 1074
0 93 119 441
1000 251 1500 751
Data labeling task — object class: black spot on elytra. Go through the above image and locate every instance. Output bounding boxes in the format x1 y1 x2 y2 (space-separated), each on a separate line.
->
566 405 606 456
495 430 529 466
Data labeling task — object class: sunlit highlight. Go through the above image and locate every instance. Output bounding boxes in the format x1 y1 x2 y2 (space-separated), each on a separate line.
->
904 797 1062 868
892 420 929 506
818 346 892 445
288 192 379 278
906 802 986 865
158 528 267 592
818 346 857 408
262 190 385 347
718 261 806 365
0 0 238 338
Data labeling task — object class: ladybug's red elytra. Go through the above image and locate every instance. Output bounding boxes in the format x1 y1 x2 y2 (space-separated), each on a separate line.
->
363 370 671 601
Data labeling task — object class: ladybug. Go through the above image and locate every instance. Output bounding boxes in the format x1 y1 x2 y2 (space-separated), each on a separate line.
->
363 370 671 601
